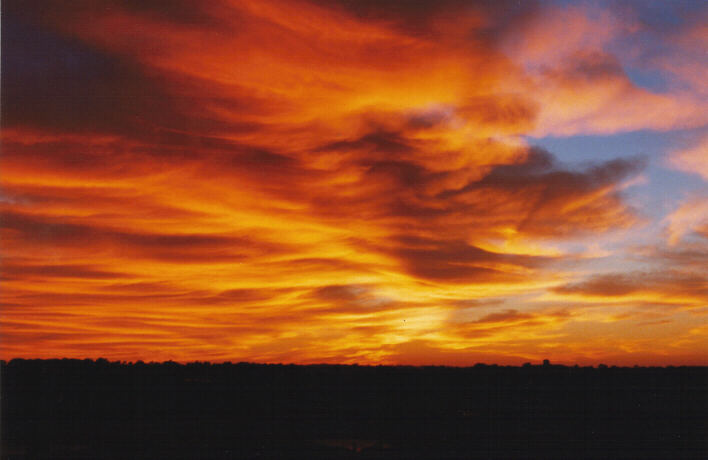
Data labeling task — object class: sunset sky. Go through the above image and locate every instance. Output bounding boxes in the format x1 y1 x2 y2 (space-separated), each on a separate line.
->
2 0 707 366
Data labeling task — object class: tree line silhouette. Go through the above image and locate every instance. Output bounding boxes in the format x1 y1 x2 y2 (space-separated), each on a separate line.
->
2 359 707 458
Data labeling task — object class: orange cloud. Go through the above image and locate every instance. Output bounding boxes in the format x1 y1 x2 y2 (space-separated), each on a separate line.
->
501 3 708 136
665 196 708 245
553 271 708 306
669 134 708 181
527 51 707 136
1 0 706 365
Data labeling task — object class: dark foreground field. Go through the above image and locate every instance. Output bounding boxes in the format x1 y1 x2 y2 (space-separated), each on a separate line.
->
2 359 707 459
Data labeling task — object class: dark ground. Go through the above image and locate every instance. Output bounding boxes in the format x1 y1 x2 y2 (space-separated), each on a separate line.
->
2 359 707 459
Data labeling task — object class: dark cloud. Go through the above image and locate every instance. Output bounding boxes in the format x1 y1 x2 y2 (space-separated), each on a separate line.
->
310 284 372 303
0 139 142 181
2 10 269 141
449 309 572 340
2 0 230 36
472 309 533 324
385 235 548 283
4 291 186 308
1 184 210 221
554 274 641 297
1 211 285 263
315 0 539 40
265 257 375 275
303 284 403 314
657 246 708 268
310 133 644 239
445 148 643 197
448 298 507 309
457 95 537 132
1 264 128 281
211 148 319 190
110 0 229 27
318 130 413 156
553 271 708 300
561 51 626 82
302 136 643 283
363 160 429 188
2 18 166 134
438 149 646 236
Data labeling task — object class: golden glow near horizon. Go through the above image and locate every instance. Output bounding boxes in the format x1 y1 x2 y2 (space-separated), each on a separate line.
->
2 0 707 365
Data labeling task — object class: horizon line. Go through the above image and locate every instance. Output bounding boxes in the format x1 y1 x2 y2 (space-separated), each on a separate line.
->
3 357 707 369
